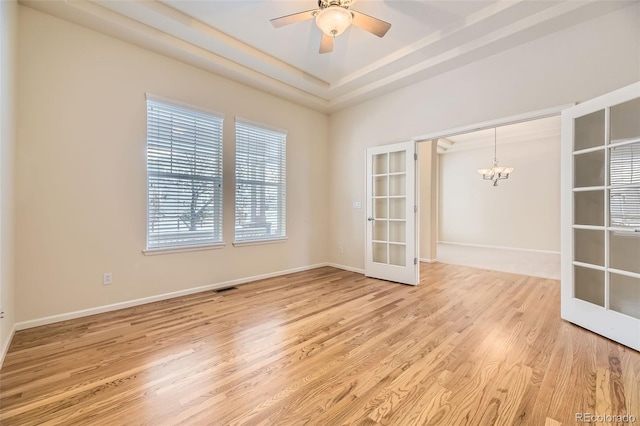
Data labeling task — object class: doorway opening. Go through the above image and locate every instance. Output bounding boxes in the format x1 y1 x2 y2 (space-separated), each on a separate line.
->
415 106 568 279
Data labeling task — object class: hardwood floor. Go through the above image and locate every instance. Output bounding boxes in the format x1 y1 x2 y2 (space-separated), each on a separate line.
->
1 263 638 425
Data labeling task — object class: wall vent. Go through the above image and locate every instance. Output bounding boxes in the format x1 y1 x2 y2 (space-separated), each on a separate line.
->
214 286 238 293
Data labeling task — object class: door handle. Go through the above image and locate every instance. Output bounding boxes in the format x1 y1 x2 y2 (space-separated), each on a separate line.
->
367 217 375 221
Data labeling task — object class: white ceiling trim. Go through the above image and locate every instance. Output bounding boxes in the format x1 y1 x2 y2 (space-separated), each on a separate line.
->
414 103 573 143
95 0 330 89
327 1 609 109
441 127 561 154
331 0 524 90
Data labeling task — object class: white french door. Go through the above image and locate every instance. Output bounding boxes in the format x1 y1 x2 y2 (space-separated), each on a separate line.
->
561 82 640 351
365 141 419 285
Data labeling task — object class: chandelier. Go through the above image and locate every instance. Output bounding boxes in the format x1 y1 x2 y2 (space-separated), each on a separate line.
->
477 127 514 186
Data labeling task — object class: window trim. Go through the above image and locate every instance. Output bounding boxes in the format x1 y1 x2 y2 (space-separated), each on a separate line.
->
232 238 288 248
235 117 288 136
145 93 225 121
142 242 226 256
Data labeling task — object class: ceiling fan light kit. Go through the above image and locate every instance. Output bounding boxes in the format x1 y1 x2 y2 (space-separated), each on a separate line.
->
270 0 391 54
316 6 353 37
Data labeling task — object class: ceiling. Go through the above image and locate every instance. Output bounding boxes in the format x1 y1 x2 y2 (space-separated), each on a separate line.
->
21 0 634 113
439 115 560 154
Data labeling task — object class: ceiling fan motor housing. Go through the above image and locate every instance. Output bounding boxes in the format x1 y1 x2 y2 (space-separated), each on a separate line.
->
318 0 351 10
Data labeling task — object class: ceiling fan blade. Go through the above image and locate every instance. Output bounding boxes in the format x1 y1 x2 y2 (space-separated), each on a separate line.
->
351 10 391 37
319 33 334 54
270 9 316 28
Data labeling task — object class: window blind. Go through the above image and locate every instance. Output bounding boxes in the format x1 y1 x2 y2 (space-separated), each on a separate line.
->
610 142 640 228
146 98 223 250
235 119 286 242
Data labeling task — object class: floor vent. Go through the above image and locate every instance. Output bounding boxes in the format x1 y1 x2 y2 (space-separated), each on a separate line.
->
214 286 238 293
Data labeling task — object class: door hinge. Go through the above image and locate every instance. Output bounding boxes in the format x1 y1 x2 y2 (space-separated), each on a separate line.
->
414 153 417 161
414 258 418 265
414 205 418 213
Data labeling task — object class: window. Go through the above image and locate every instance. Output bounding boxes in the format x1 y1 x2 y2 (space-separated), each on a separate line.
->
235 119 286 243
146 95 224 250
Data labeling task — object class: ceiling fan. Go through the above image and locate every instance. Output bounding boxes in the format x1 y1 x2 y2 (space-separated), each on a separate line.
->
270 0 391 54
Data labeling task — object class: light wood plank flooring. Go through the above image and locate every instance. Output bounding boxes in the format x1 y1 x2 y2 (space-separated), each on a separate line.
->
1 263 638 425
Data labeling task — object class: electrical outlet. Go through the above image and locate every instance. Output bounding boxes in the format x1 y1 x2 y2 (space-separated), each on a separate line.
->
339 246 344 254
103 272 113 285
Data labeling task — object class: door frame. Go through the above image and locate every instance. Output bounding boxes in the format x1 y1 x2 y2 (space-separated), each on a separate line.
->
411 103 573 262
413 104 574 142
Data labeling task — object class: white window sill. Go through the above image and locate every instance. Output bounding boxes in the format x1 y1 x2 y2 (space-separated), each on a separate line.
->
232 238 288 248
143 243 226 256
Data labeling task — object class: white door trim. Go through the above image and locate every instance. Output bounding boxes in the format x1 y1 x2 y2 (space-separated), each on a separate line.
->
412 103 574 142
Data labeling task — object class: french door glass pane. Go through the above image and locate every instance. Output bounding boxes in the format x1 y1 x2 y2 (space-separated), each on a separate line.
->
574 229 605 266
574 150 605 188
389 244 406 266
610 142 640 186
389 221 406 243
610 188 640 228
574 190 604 226
374 176 388 196
610 231 640 274
373 242 387 264
374 199 388 219
373 220 388 241
389 174 406 196
373 153 388 174
610 273 640 319
389 198 406 219
610 98 640 142
389 151 406 173
574 266 604 307
574 110 605 151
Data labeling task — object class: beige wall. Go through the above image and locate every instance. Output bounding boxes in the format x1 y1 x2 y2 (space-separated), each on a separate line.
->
439 136 560 251
15 7 329 323
419 141 438 261
0 0 17 361
328 4 640 270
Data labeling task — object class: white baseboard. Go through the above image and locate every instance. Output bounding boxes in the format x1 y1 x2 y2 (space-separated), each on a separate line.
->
438 241 560 255
420 258 438 263
15 263 330 331
0 324 16 368
327 263 365 274
437 242 560 279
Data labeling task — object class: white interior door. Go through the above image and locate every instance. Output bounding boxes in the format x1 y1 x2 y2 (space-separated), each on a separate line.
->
561 82 640 351
365 141 419 285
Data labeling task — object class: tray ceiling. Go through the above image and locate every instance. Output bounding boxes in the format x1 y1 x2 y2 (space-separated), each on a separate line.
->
21 0 635 113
